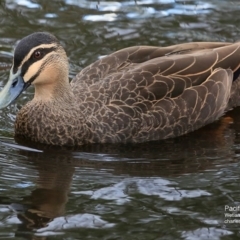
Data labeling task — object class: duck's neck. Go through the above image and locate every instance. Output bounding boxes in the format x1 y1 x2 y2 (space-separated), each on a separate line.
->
33 78 74 104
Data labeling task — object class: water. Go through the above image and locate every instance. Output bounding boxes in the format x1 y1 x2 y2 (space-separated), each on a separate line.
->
1 0 240 239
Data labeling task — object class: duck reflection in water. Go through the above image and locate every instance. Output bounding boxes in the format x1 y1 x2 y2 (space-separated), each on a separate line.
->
14 150 75 236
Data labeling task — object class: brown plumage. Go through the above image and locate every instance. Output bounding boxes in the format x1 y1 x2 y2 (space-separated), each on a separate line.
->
0 32 240 146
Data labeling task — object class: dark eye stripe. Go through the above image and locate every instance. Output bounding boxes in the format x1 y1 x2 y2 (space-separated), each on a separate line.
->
13 47 56 75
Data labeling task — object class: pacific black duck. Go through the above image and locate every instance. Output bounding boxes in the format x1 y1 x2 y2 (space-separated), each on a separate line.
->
0 32 240 146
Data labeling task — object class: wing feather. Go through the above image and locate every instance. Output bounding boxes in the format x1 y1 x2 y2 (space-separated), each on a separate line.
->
70 41 240 142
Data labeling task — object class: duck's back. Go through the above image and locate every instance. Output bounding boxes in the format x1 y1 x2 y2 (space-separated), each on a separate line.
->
68 42 240 143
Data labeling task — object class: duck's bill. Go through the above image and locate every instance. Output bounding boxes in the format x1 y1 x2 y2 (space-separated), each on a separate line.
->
0 72 29 109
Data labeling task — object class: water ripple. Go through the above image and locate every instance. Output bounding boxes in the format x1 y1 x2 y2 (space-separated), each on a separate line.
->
6 0 40 9
36 213 114 236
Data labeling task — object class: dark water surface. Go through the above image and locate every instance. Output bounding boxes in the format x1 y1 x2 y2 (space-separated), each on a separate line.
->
1 0 240 239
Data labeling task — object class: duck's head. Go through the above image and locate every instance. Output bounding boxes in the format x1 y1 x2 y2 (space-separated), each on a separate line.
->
0 32 69 109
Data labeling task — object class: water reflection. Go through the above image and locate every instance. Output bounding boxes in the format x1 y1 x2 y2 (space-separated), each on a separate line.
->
1 149 115 239
17 154 74 229
6 0 40 9
66 0 214 22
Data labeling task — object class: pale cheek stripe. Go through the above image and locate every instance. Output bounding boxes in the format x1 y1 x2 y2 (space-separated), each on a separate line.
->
24 61 43 82
23 53 55 83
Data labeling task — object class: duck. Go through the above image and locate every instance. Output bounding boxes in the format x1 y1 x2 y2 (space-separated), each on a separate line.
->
0 32 240 146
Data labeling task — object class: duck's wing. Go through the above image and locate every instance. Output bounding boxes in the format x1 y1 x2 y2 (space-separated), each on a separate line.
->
71 41 231 87
146 68 233 139
77 43 240 142
98 43 240 102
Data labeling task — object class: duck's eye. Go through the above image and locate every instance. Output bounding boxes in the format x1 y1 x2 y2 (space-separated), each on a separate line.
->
33 50 42 59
